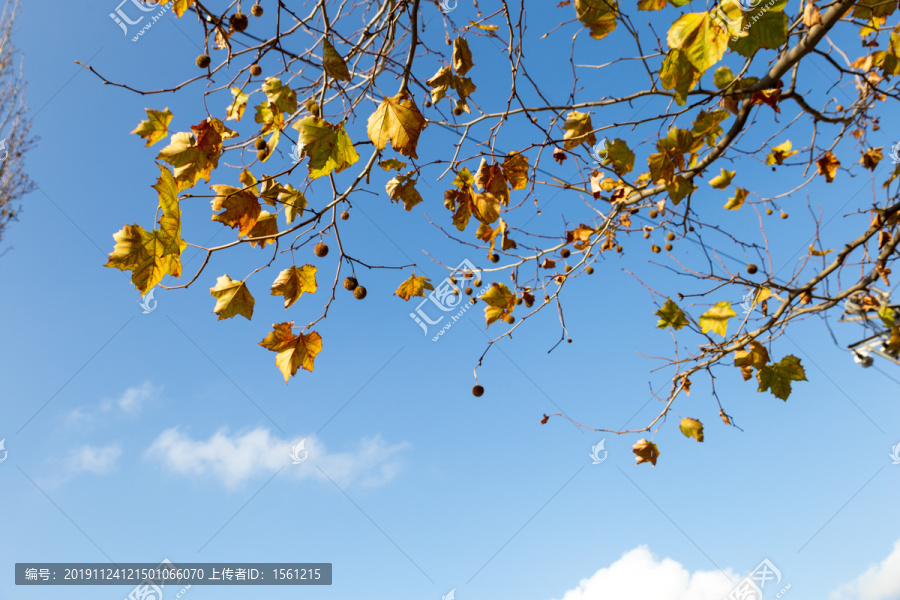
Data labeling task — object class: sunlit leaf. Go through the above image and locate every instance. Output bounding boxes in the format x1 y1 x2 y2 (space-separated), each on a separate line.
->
131 108 173 146
210 275 254 321
271 265 317 309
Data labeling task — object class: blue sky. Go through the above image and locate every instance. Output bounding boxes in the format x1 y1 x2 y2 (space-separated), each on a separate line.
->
1 1 900 599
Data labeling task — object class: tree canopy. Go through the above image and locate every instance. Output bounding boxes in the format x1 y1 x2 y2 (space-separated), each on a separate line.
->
92 0 900 465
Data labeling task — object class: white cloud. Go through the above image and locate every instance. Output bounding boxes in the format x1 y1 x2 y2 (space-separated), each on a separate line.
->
830 541 900 600
102 381 157 413
554 546 736 600
145 427 409 490
67 444 122 475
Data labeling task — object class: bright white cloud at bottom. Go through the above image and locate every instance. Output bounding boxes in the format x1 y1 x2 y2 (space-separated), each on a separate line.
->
553 546 736 600
830 540 900 600
145 427 409 490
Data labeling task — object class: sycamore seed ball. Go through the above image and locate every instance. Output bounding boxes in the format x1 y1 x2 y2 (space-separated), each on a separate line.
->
340 211 350 220
196 54 211 68
353 286 367 299
473 279 482 287
472 384 484 397
666 232 676 241
489 253 500 263
560 248 570 258
251 3 264 17
664 243 673 251
314 242 329 257
564 265 573 273
254 138 267 151
465 287 473 295
649 209 659 218
616 245 622 253
747 264 758 274
250 64 262 77
256 149 268 161
781 212 788 219
230 12 249 32
643 232 651 239
586 266 594 274
343 277 358 291
505 315 515 325
453 106 463 116
766 208 773 215
651 244 661 253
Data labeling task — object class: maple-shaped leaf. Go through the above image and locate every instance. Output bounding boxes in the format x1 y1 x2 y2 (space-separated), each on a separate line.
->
861 147 883 170
816 152 840 182
473 192 501 224
271 265 317 309
692 110 730 147
699 301 737 337
474 160 510 205
766 140 798 165
501 152 529 190
247 210 278 248
562 110 597 150
632 439 660 466
425 66 477 110
481 282 516 325
394 274 434 300
210 275 254 321
667 12 729 73
367 91 427 159
757 355 806 400
574 0 618 40
226 88 250 122
132 108 173 147
210 185 262 236
567 224 595 249
293 116 360 178
708 168 735 189
322 39 351 81
655 298 689 330
679 417 704 442
105 165 185 293
261 77 297 115
157 118 237 190
452 37 474 76
723 187 748 210
259 322 323 382
601 139 635 175
278 185 307 224
734 340 770 381
386 173 424 211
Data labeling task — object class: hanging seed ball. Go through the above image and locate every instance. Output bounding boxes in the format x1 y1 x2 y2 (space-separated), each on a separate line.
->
340 211 350 220
256 149 268 161
254 137 267 151
560 248 570 258
747 264 758 275
473 279 482 287
544 295 551 303
515 297 523 305
505 315 515 324
649 209 659 218
666 232 676 241
651 244 661 253
449 277 458 285
251 3 264 17
465 287 473 295
196 54 211 68
343 277 358 291
470 298 477 305
250 64 262 77
616 245 623 253
643 232 651 239
567 338 573 343
453 106 464 116
353 286 367 299
425 101 432 108
230 12 249 32
586 266 594 274
781 212 789 219
472 385 484 397
664 243 673 252
489 253 500 263
564 265 573 273
765 208 773 215
314 242 329 257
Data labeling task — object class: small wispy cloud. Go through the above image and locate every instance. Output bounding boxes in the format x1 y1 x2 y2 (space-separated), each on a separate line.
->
68 443 122 474
66 381 159 425
145 427 409 490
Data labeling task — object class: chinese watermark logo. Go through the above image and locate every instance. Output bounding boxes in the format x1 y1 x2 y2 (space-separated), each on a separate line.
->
726 559 789 600
0 138 8 163
440 0 458 14
712 0 780 41
589 137 607 163
290 439 308 464
289 143 304 163
409 259 487 341
890 141 900 165
739 290 757 315
442 589 456 600
110 0 170 42
589 439 608 464
0 439 7 464
890 443 900 465
139 289 157 314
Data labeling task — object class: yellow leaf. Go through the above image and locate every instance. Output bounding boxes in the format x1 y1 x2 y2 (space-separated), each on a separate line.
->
655 298 689 329
131 108 173 147
667 12 728 73
699 300 737 337
562 110 597 150
766 140 798 165
808 245 834 256
386 173 424 211
632 439 660 466
157 118 237 190
226 88 249 122
105 165 185 293
501 152 529 190
246 210 278 248
474 159 510 205
734 340 770 381
757 355 806 400
379 158 408 171
679 417 704 442
574 0 619 40
259 323 322 382
861 147 883 170
261 77 297 115
322 39 351 81
366 91 428 159
708 168 735 189
278 185 307 224
481 283 516 325
209 275 254 321
452 37 474 76
723 187 747 210
292 116 360 178
271 265 317 309
394 275 434 301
